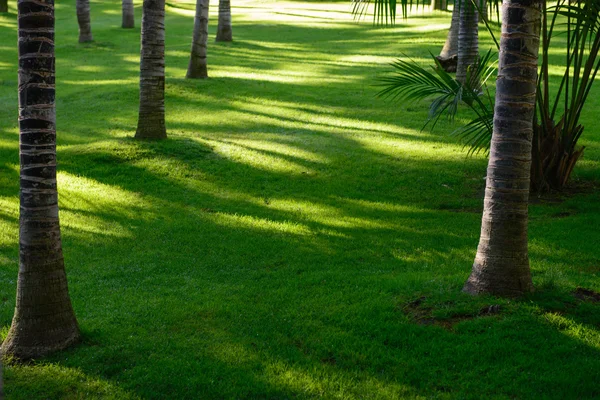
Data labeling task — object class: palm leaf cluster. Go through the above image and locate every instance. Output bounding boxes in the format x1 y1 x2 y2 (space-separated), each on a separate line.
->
377 50 497 154
375 0 600 191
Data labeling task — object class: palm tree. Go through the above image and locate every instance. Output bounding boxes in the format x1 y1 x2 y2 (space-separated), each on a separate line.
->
187 0 210 78
135 0 167 139
436 4 459 71
0 0 8 13
216 0 232 42
456 0 479 85
76 0 93 42
2 0 80 360
122 0 135 28
463 0 542 297
353 0 480 76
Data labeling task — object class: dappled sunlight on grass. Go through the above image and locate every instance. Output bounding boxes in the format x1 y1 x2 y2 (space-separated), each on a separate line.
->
58 172 149 239
62 78 137 86
542 313 600 349
4 363 140 399
0 0 599 398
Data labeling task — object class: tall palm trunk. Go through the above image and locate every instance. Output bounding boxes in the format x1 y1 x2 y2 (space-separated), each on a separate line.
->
135 0 167 139
456 0 479 86
76 0 93 42
216 0 232 42
0 0 8 13
430 0 448 11
437 3 460 71
464 0 542 297
2 0 80 360
187 0 210 78
122 0 135 28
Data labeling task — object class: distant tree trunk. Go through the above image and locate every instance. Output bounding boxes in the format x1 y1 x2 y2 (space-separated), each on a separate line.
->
187 0 210 78
430 0 447 11
0 0 8 13
463 0 542 297
135 0 167 139
216 0 232 42
456 0 479 86
436 3 459 71
479 0 488 22
76 0 93 42
122 0 135 28
2 0 80 360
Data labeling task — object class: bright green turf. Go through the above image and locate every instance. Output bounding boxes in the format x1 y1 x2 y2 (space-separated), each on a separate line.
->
1 0 600 398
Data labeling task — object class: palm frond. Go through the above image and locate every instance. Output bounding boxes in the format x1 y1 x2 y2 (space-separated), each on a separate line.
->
451 112 494 155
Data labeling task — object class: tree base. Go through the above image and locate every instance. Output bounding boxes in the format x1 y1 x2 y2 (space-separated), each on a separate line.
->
135 128 167 140
79 34 93 43
435 55 457 73
2 326 80 361
463 263 534 298
186 67 208 79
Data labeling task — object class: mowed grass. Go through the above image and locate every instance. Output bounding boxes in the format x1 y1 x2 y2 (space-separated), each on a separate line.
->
1 0 600 398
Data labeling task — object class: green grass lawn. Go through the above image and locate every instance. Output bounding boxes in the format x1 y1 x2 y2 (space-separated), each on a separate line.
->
1 0 600 398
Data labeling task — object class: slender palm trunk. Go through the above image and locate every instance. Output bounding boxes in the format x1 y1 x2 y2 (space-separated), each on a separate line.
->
76 0 93 42
135 0 166 139
430 0 447 11
456 0 479 85
122 0 135 28
2 0 80 360
187 0 210 78
216 0 232 42
479 0 488 22
464 0 542 297
0 0 8 13
437 3 459 71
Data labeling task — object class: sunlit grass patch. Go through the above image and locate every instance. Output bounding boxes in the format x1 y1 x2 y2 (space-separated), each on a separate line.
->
0 0 598 398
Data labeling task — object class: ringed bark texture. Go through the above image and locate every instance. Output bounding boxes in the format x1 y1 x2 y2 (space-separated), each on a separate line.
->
464 0 542 297
216 0 232 42
456 0 479 86
135 0 166 139
187 0 210 78
437 4 459 71
76 0 93 42
2 0 80 360
122 0 135 28
0 0 8 13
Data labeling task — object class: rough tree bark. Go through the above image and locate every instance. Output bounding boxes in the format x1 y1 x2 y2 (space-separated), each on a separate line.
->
2 0 80 360
0 0 8 13
437 3 459 72
122 0 135 28
135 0 167 139
76 0 93 42
463 0 542 297
187 0 210 78
456 0 479 86
215 0 232 42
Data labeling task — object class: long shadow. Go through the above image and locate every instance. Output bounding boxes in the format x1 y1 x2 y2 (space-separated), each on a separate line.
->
1 0 600 398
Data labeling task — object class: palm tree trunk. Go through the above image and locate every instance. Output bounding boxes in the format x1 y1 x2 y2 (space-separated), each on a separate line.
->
430 0 447 11
216 0 232 42
135 0 167 139
456 0 479 86
187 0 210 78
463 0 542 297
122 0 135 28
0 0 8 13
2 0 80 360
437 3 459 71
76 0 93 42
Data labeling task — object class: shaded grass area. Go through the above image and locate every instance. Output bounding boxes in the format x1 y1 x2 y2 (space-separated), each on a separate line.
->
1 0 600 398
